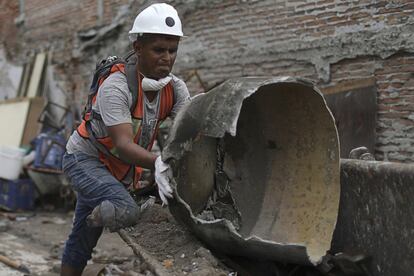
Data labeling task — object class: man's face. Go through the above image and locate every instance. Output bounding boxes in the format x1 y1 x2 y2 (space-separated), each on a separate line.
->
134 35 180 80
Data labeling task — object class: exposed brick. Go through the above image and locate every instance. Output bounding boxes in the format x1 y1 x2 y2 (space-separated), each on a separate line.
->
1 0 413 163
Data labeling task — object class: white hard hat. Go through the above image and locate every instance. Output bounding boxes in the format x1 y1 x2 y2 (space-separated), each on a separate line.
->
129 3 184 41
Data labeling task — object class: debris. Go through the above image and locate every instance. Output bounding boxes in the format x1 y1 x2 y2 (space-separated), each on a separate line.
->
15 216 28 222
197 209 215 221
194 247 218 267
41 217 66 225
104 264 124 274
122 271 145 276
49 243 63 259
195 139 242 229
162 259 174 269
92 252 130 265
145 271 155 276
120 204 232 275
118 229 171 276
0 254 30 274
51 262 61 273
139 196 156 213
0 212 34 221
0 212 16 220
0 220 9 232
82 263 106 276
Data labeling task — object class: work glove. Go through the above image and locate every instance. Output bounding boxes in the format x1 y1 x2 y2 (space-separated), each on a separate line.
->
154 156 173 205
106 55 118 63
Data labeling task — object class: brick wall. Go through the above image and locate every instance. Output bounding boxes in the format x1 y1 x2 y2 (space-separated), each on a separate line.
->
174 0 414 162
1 0 413 162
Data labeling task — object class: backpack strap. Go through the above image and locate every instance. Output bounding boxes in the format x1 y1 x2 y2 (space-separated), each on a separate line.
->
124 52 139 114
85 120 112 156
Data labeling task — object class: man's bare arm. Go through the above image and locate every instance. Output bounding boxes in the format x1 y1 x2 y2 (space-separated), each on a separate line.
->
107 123 157 171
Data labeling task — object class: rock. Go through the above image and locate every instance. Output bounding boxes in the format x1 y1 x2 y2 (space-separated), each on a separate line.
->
0 220 10 232
49 243 63 259
162 259 174 269
187 267 220 276
194 247 218 266
122 271 145 276
51 261 61 273
145 270 154 276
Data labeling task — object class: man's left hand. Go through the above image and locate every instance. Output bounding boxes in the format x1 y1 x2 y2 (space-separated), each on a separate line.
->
154 156 173 205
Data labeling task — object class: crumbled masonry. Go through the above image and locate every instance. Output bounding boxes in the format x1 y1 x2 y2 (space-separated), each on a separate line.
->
196 138 242 230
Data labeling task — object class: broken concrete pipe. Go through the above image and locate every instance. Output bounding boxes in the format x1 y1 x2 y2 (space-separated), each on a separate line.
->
163 77 340 266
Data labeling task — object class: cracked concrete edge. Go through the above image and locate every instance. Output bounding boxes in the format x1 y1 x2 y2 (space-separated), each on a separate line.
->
118 229 170 276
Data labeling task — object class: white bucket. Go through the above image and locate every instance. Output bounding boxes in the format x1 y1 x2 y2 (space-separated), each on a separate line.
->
0 146 26 180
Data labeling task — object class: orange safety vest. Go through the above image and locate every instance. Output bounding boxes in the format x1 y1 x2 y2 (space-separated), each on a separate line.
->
77 63 174 189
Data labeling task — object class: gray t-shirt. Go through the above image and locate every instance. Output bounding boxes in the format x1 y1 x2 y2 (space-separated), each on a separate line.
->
66 72 190 159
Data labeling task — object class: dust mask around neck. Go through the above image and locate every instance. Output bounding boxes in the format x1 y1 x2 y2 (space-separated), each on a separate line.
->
141 75 172 92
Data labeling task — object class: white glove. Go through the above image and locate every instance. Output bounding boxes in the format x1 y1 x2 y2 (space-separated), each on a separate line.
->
106 55 118 62
154 156 173 205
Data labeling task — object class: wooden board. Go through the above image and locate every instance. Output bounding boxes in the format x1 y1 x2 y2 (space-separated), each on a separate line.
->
17 62 33 98
324 86 377 158
0 99 30 147
0 97 46 147
21 97 46 146
26 53 47 98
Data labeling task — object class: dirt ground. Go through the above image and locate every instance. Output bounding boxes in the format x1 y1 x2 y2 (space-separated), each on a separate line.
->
0 203 234 276
124 203 232 276
0 210 135 275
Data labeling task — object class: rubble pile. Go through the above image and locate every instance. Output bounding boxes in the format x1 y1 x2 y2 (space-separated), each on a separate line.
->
124 204 232 276
197 139 241 230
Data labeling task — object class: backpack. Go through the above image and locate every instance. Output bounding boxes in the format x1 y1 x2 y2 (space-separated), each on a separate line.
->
82 50 139 122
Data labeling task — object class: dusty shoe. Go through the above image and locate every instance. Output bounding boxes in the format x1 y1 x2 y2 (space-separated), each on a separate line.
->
86 205 103 228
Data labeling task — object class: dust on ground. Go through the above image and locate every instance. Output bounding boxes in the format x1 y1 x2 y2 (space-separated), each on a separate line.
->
124 203 232 276
0 204 233 276
0 211 136 275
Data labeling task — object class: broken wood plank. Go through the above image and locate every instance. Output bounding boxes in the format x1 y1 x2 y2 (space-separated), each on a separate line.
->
118 229 170 276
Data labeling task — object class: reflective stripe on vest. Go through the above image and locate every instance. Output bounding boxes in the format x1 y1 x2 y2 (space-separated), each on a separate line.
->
76 63 174 188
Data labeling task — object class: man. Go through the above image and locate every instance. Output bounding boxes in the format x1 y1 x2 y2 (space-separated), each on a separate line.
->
61 3 190 275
